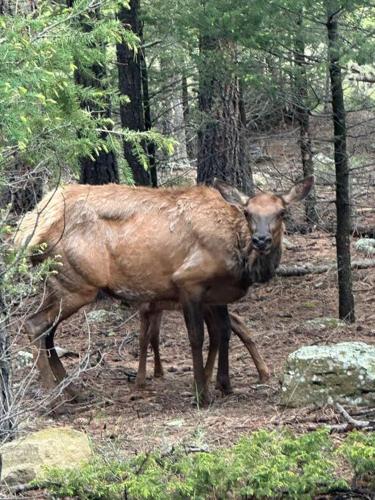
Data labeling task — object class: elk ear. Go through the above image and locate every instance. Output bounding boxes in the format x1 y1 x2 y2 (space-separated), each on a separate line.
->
282 176 315 205
213 178 249 206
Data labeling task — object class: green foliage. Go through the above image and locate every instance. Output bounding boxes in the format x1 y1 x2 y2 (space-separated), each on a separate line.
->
33 428 371 499
0 0 169 183
339 431 375 489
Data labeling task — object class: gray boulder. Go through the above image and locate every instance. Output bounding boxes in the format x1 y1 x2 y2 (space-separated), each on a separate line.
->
281 342 375 407
1 427 92 486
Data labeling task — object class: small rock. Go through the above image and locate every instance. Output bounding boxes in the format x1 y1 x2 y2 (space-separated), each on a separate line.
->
165 419 185 428
281 342 375 408
181 365 192 372
167 366 178 373
1 427 92 486
283 237 296 250
86 309 121 323
14 351 33 370
304 317 347 331
355 238 375 256
54 346 79 358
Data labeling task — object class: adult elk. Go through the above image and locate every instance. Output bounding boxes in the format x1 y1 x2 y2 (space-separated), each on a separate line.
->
135 179 297 391
14 177 314 405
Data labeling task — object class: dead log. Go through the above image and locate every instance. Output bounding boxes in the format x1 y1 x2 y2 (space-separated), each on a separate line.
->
276 258 375 277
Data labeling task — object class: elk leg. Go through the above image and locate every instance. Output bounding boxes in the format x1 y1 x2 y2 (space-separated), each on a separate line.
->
213 305 233 395
25 287 97 397
25 317 57 391
149 312 163 378
135 309 152 388
45 324 66 381
203 307 219 382
229 312 270 383
182 299 209 406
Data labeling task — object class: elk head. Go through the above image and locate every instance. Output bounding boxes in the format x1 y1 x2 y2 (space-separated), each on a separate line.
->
214 176 315 255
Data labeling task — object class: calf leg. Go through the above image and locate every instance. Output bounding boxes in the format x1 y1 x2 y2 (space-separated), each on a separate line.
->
213 305 233 395
149 312 163 378
182 299 209 406
203 307 219 382
135 308 163 388
229 312 270 383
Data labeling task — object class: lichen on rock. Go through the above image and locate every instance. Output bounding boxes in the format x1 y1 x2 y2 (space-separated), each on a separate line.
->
281 342 375 408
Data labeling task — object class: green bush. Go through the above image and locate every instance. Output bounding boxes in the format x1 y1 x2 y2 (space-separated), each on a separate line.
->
32 428 366 499
338 430 375 489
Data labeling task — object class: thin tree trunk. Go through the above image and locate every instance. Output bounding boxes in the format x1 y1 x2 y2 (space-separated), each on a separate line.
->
67 0 119 185
239 79 254 196
197 37 252 195
140 46 157 187
117 0 150 186
294 13 317 225
182 72 195 160
326 1 355 323
0 261 13 440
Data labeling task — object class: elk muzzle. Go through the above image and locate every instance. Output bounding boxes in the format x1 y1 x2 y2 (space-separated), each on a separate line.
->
252 233 272 253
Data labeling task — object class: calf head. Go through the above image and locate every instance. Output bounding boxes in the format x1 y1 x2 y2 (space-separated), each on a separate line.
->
214 176 314 254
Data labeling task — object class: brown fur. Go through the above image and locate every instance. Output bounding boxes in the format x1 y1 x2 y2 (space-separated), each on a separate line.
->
15 177 314 405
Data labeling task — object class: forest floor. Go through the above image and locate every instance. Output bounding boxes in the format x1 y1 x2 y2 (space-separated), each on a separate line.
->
15 230 375 457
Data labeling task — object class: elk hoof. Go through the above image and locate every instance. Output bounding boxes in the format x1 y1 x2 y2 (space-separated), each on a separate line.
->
215 377 233 395
258 369 271 384
192 386 213 408
134 379 146 390
154 367 164 378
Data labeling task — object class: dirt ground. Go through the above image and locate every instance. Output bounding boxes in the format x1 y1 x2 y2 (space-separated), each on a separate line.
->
13 230 375 458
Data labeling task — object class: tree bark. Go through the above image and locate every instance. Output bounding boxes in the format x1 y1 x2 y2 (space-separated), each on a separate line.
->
67 0 119 185
294 13 317 225
140 47 157 187
182 71 195 160
326 1 355 323
117 0 150 186
0 260 13 440
197 37 252 195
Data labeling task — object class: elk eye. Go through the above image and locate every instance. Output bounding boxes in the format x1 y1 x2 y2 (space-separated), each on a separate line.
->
279 209 286 218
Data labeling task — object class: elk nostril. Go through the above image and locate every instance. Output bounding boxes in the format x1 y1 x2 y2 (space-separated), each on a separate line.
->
252 234 271 248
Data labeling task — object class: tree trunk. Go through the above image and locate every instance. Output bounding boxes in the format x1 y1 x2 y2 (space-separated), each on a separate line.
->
158 58 188 165
294 13 318 225
182 71 195 160
238 79 253 196
67 0 119 185
197 37 252 195
140 46 157 187
326 1 355 323
117 0 150 186
0 261 13 440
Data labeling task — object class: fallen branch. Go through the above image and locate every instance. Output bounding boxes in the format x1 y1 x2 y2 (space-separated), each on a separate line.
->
329 403 375 433
276 258 375 277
